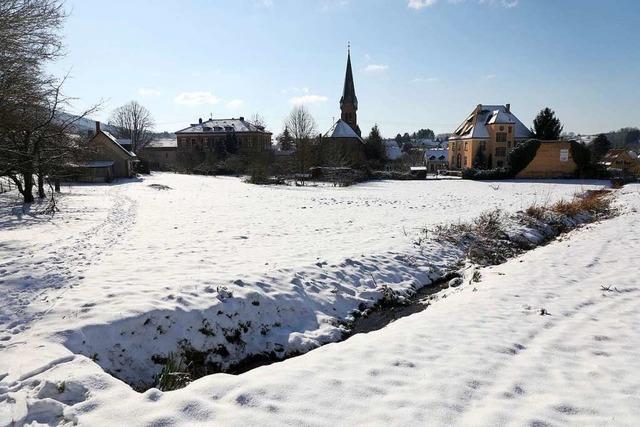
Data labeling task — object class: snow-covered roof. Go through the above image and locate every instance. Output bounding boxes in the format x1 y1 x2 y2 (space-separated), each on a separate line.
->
77 161 115 168
145 138 177 148
424 148 448 161
100 131 137 158
384 140 403 160
176 118 270 134
324 119 363 142
451 105 532 141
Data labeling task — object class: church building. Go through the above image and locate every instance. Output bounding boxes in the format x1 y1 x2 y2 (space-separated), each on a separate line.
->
322 46 366 165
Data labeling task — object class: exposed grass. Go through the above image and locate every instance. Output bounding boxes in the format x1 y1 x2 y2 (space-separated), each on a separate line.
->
154 352 191 391
429 189 616 266
551 189 612 217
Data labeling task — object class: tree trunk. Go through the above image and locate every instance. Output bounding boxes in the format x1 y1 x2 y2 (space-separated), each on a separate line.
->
54 179 60 192
22 173 35 203
37 174 46 198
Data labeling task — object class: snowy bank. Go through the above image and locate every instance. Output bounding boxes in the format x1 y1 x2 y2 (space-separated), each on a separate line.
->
0 174 619 425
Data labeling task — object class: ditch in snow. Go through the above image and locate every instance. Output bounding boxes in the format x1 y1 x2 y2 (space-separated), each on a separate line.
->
63 189 615 392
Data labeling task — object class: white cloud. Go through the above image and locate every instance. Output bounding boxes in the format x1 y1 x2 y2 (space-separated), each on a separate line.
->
364 64 388 73
484 73 497 79
174 91 221 106
408 0 518 9
138 87 161 96
289 94 328 105
411 77 439 83
408 0 437 9
226 99 244 109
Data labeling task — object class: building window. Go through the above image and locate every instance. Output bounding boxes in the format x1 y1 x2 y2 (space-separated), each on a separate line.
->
497 160 504 167
508 127 512 134
495 147 506 157
480 141 486 149
464 141 468 149
496 132 507 143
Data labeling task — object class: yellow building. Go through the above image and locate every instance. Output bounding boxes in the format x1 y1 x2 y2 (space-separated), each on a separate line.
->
600 149 640 177
448 104 533 170
516 141 577 179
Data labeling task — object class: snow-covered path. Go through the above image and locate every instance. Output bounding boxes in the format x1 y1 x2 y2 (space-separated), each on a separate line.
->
69 185 639 426
0 185 137 337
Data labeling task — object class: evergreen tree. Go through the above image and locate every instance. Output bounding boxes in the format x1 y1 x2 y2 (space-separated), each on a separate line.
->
364 124 386 161
395 133 403 147
277 126 294 151
224 132 238 154
532 108 563 140
590 133 611 160
416 128 435 140
473 146 487 169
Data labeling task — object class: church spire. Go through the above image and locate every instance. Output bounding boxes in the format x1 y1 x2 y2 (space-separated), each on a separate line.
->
340 43 360 135
340 43 357 110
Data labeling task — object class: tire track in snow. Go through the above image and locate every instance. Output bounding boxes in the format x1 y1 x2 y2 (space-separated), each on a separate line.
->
0 187 138 339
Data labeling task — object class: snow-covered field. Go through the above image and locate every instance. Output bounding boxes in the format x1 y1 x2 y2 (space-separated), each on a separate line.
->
2 173 637 426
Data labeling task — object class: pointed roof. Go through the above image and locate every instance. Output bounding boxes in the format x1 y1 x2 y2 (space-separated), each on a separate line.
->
450 104 532 140
325 119 364 143
340 48 358 109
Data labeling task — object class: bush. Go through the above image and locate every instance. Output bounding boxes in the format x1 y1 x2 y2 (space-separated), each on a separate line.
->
462 167 510 180
508 139 541 176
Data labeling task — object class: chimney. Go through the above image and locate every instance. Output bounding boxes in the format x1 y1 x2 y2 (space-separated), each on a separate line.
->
239 116 245 121
476 104 482 113
506 103 511 113
95 121 101 133
199 118 203 124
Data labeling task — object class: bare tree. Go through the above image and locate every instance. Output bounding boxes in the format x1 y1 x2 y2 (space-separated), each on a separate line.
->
250 113 266 129
284 105 317 146
0 1 102 204
108 101 154 152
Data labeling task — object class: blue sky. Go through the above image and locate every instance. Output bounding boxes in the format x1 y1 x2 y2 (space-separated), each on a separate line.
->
52 0 640 138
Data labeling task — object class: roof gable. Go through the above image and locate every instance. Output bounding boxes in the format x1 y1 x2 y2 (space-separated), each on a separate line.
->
325 119 364 142
91 131 137 158
452 105 532 140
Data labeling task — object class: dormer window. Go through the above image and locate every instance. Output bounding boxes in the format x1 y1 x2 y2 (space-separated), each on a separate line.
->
496 132 507 143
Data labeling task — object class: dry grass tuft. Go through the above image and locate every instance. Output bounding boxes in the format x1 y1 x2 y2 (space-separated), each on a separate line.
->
551 189 612 217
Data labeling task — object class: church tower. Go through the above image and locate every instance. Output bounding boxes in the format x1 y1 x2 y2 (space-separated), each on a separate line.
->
340 45 360 136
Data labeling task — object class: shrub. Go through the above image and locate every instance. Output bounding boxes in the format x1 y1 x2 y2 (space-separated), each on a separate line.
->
462 167 510 180
508 139 541 176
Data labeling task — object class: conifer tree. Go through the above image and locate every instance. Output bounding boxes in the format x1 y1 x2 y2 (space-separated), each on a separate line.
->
532 108 563 140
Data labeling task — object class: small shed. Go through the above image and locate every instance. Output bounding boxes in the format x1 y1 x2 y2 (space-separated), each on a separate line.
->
75 161 115 182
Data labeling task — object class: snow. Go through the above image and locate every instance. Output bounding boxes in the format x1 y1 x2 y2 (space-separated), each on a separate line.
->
1 173 635 426
327 119 362 140
452 105 532 141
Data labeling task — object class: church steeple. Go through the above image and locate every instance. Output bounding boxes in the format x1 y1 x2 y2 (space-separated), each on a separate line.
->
340 44 360 136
